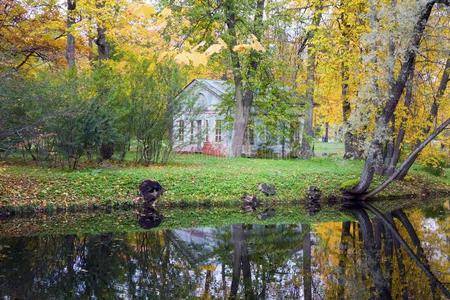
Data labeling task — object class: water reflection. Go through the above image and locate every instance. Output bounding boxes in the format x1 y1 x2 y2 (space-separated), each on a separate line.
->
0 203 448 299
137 207 163 229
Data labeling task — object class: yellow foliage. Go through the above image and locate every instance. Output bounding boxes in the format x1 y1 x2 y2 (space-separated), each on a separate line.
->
233 35 266 53
204 38 227 56
127 3 155 19
175 51 208 67
160 7 172 18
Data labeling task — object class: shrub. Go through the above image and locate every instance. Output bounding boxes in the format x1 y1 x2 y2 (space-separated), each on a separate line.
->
100 143 114 160
422 153 446 176
255 145 276 158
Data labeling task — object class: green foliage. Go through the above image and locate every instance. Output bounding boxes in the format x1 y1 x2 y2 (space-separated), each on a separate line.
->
339 178 360 191
255 144 276 158
422 152 447 176
0 57 186 167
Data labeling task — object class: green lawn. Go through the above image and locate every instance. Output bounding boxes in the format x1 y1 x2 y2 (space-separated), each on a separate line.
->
1 154 449 213
314 142 345 157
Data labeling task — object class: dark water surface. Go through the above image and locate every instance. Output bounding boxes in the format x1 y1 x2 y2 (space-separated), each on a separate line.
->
0 200 448 299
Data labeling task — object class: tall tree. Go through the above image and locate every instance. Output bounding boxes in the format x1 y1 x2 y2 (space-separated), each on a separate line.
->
95 1 110 60
226 0 266 157
299 1 322 159
349 0 448 196
66 0 76 68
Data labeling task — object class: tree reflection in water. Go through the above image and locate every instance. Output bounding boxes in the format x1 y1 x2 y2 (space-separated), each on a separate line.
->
0 203 448 299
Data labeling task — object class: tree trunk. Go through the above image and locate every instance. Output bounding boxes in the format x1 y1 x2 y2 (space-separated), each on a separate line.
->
96 26 110 60
302 224 312 300
341 59 359 159
323 122 329 142
384 65 415 176
95 1 110 61
362 203 450 298
226 0 265 157
299 5 321 159
350 0 439 195
230 224 254 299
231 83 251 157
339 2 364 160
351 208 391 299
66 0 76 68
379 0 398 175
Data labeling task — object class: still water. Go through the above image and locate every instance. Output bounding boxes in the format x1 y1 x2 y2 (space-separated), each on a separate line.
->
0 200 448 299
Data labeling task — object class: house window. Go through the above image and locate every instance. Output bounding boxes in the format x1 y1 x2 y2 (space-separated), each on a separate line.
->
178 120 184 141
196 120 202 142
249 126 254 145
205 120 209 142
244 121 254 145
215 120 222 142
190 121 194 143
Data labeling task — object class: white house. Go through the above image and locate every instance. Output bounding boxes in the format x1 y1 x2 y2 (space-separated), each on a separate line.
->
173 79 301 157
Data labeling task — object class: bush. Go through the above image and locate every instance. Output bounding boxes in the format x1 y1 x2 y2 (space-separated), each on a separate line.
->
422 153 446 176
100 143 114 160
255 145 276 158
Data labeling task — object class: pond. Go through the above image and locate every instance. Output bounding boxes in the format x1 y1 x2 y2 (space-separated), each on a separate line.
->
0 198 448 299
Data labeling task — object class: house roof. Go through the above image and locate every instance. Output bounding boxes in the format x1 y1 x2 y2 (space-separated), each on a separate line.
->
177 79 232 99
196 79 231 95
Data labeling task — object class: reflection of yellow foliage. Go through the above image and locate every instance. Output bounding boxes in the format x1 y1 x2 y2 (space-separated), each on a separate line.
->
233 44 251 52
200 264 216 271
313 222 343 280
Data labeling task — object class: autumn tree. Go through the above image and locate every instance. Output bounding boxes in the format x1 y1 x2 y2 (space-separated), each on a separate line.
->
299 0 323 159
66 0 76 68
347 0 449 197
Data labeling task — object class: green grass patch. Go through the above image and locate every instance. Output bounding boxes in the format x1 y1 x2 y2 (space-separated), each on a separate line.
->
0 154 449 213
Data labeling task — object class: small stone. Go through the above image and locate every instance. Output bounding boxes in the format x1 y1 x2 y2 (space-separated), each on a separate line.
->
139 180 165 205
305 186 322 215
258 208 275 220
259 183 276 196
241 194 260 212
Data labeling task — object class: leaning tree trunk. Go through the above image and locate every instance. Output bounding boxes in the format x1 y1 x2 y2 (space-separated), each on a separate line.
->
350 0 440 195
396 55 449 178
361 118 449 200
362 203 450 298
379 0 398 175
384 64 415 176
66 0 76 68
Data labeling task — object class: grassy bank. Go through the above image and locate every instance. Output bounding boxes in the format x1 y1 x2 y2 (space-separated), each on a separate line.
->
1 154 449 214
0 197 446 237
